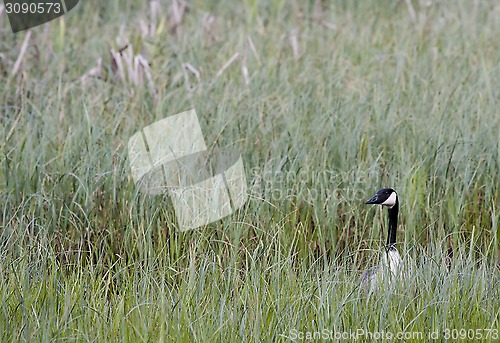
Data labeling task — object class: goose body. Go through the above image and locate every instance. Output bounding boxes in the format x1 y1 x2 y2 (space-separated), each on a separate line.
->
362 188 403 290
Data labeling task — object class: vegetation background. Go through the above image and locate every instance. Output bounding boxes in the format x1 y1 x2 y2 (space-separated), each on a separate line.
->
0 0 499 341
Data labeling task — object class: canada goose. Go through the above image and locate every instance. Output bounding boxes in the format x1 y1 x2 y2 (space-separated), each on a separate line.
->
361 188 403 290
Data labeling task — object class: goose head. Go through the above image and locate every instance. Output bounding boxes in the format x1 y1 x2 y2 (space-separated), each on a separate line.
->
365 188 398 209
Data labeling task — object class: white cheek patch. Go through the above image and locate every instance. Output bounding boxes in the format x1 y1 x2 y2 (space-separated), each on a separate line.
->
381 192 397 207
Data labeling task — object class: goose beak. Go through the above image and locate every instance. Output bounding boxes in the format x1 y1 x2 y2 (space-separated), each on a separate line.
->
365 194 379 204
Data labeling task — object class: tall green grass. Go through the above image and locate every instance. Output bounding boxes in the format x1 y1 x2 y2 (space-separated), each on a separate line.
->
1 0 499 341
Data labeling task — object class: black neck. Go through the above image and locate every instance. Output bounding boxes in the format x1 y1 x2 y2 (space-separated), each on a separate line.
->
386 197 398 251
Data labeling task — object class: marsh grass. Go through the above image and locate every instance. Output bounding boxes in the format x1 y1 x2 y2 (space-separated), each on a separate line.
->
1 0 499 341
